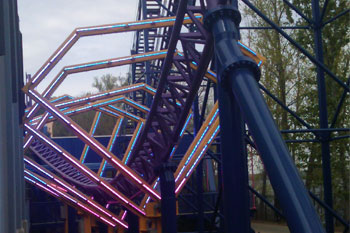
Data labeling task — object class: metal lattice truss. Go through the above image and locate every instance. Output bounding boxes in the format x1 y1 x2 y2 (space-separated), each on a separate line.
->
22 2 264 229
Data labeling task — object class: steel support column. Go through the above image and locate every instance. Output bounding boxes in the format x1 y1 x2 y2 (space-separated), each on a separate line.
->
311 0 333 232
204 1 325 232
158 163 177 233
216 60 251 233
68 205 78 233
193 96 204 233
127 212 139 233
141 0 152 107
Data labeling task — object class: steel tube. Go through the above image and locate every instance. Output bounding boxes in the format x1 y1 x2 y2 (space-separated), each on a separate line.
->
217 80 251 233
312 1 334 231
159 163 177 233
228 68 325 233
204 2 325 231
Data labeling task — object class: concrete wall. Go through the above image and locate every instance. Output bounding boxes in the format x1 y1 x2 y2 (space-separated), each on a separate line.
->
0 0 26 232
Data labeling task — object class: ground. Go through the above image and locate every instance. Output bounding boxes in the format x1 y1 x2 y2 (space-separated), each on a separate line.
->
252 221 289 233
251 221 343 233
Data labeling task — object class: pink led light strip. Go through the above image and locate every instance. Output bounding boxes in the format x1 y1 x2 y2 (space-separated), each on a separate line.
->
28 90 150 126
24 123 146 217
27 89 161 201
24 157 129 228
24 18 172 120
24 170 126 228
23 84 153 151
27 14 193 87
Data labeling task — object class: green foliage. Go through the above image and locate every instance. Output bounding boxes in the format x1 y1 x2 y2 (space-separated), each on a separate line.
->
92 73 128 92
243 0 349 223
52 73 129 137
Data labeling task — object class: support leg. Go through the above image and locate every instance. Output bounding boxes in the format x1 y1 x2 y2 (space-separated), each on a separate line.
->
204 1 325 232
127 212 139 233
84 215 92 233
217 71 251 233
158 163 177 233
311 1 333 232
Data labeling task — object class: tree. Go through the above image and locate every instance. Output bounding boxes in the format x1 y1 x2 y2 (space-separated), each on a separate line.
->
92 73 128 92
242 0 349 223
51 73 130 137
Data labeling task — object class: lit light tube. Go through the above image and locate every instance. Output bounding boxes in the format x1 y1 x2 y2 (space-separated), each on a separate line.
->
24 158 53 179
53 178 87 201
77 203 100 218
24 123 63 153
61 152 100 182
100 182 129 204
100 216 116 227
88 200 112 217
36 183 60 197
124 122 143 164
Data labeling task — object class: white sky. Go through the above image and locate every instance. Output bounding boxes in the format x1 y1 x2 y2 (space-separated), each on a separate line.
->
18 0 138 97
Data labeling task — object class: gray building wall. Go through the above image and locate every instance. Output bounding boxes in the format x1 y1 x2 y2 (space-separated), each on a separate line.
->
0 0 26 232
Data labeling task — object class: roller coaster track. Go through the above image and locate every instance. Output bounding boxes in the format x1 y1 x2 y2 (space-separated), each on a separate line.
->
23 2 264 228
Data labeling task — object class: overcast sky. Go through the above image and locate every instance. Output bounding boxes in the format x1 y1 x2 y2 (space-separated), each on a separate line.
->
18 0 138 97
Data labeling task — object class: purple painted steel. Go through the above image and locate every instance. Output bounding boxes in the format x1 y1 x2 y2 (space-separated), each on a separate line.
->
112 1 214 198
30 139 95 187
23 0 217 217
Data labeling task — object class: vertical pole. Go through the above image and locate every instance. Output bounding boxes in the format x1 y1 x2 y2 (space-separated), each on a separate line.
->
141 0 152 107
108 226 114 233
311 1 333 232
216 62 251 233
193 96 204 233
204 0 325 232
84 215 92 233
213 71 224 232
68 206 78 233
127 212 139 233
158 163 177 233
64 204 69 233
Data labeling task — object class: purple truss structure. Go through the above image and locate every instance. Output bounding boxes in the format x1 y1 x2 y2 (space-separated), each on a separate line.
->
20 0 344 232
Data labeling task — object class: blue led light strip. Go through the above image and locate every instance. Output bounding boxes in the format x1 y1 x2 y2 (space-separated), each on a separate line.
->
180 113 192 136
24 170 46 185
124 122 143 164
175 109 219 182
76 16 202 32
125 99 150 112
82 112 102 163
100 108 120 118
108 105 140 121
100 117 124 177
50 95 73 103
185 125 220 178
238 41 257 56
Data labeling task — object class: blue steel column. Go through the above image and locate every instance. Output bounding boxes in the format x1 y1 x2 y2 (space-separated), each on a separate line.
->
311 1 333 232
193 96 204 233
213 71 224 232
68 206 78 233
209 1 251 232
157 163 177 233
127 212 139 233
204 1 325 232
215 53 251 232
141 0 152 107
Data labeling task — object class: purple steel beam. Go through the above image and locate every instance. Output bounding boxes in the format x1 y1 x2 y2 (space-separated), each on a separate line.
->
116 2 214 195
26 89 161 201
24 158 129 228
